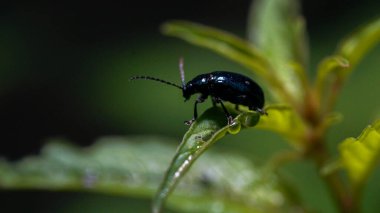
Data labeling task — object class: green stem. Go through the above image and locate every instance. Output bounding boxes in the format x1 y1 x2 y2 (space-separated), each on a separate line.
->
313 142 358 213
303 85 359 213
295 79 358 212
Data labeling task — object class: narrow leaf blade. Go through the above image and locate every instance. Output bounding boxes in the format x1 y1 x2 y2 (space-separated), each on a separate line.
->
337 18 380 70
315 18 380 114
248 0 309 104
315 56 350 112
152 107 261 213
161 20 271 80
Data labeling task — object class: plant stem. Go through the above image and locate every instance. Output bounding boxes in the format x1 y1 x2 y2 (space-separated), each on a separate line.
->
304 87 359 213
313 142 358 213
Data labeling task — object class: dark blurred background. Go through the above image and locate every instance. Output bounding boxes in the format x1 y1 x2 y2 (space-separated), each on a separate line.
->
1 0 380 212
1 0 379 159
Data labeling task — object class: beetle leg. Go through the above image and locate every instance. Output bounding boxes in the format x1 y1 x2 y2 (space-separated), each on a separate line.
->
250 106 268 116
218 100 233 124
256 107 268 116
185 95 207 125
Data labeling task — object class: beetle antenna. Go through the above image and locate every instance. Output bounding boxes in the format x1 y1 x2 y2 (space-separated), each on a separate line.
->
129 76 183 90
179 57 186 88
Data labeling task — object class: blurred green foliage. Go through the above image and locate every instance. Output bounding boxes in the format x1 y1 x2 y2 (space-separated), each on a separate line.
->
0 137 300 213
1 0 380 213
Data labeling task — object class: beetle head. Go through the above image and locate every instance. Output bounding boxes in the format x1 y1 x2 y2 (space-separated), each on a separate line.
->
182 83 194 101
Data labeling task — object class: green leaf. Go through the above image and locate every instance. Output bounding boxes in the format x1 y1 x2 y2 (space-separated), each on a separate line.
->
315 56 350 91
0 135 301 213
315 18 380 114
339 119 380 189
165 152 302 213
255 105 307 147
248 0 309 104
0 137 173 195
161 20 272 80
337 18 380 70
315 56 350 113
153 107 261 213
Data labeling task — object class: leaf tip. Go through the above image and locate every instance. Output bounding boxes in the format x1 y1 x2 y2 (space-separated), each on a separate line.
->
160 22 171 35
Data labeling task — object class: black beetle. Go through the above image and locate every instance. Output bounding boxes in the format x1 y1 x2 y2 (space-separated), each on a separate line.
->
130 58 266 125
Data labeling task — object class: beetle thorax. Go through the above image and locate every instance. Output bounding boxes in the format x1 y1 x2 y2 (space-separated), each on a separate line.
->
182 75 209 100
